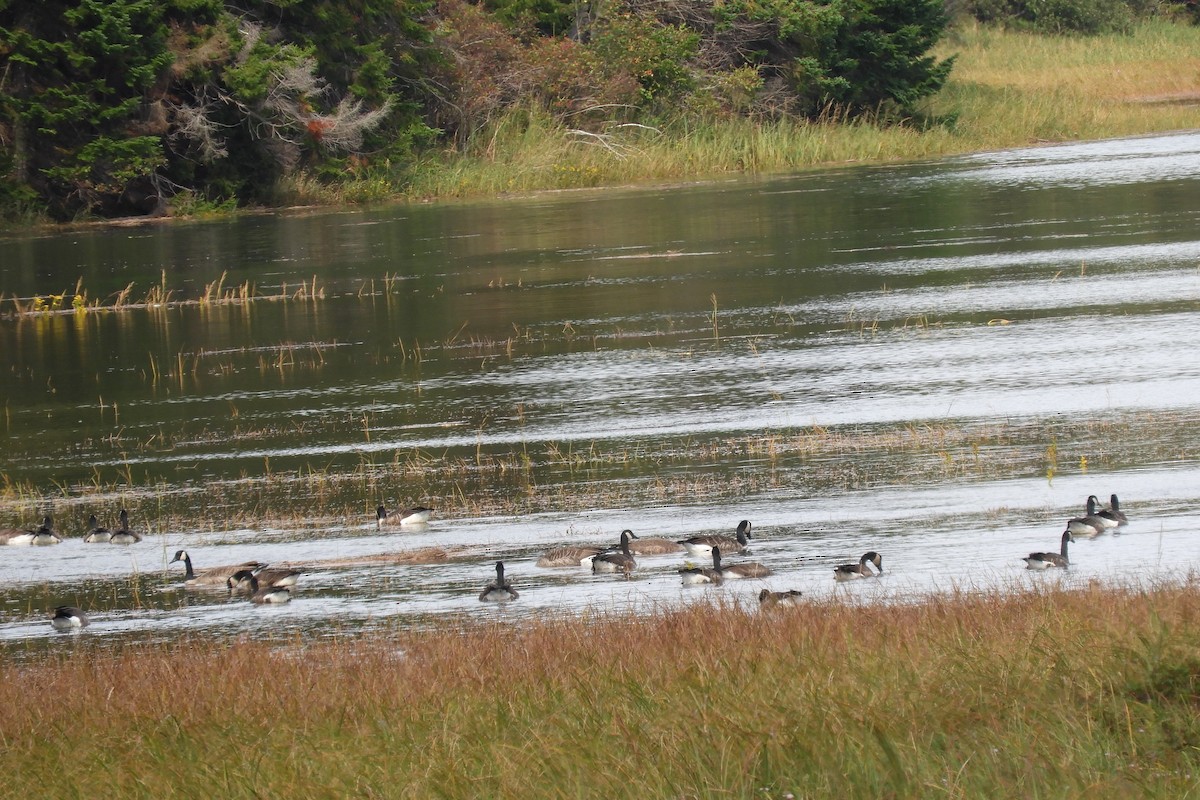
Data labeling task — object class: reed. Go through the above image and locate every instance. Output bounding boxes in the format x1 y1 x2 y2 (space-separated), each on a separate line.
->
401 21 1200 204
3 583 1199 797
931 20 1200 147
0 407 1185 530
2 273 326 320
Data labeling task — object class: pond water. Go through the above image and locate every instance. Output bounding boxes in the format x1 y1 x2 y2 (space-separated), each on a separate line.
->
2 131 1200 650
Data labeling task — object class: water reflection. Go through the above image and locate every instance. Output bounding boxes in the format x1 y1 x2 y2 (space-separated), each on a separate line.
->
3 132 1200 647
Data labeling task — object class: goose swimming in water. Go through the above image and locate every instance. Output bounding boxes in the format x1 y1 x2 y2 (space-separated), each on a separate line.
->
759 588 804 608
376 504 434 527
1084 496 1120 531
1023 530 1074 570
0 528 34 546
677 520 752 558
713 546 772 580
1098 493 1128 527
50 606 89 631
591 530 636 574
834 551 883 582
539 529 682 568
537 544 607 568
170 550 268 587
679 550 724 586
108 509 143 544
479 561 519 602
1067 496 1111 538
623 530 684 555
29 516 61 545
252 564 303 588
0 517 43 546
83 514 111 543
227 570 292 604
227 565 303 592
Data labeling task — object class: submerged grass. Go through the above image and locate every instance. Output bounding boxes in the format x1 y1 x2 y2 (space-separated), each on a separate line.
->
3 583 1200 797
0 407 1192 532
0 271 325 319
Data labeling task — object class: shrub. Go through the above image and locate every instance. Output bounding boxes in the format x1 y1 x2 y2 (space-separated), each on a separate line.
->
949 0 1150 33
587 11 701 112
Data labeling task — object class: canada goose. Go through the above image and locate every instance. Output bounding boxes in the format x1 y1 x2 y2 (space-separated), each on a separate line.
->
83 514 111 543
228 565 302 593
252 564 303 588
50 606 89 630
479 561 519 602
834 551 883 582
376 504 433 527
713 546 772 580
677 520 752 558
169 549 268 587
537 544 606 568
1023 530 1074 570
227 570 292 604
108 509 143 544
1100 493 1128 527
0 524 36 546
29 516 62 545
1084 496 1120 530
678 550 724 586
759 588 804 608
592 530 636 574
1067 496 1110 538
624 530 684 555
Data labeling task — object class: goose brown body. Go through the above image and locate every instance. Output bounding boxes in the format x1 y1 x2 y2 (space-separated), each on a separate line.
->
713 546 772 580
592 531 636 574
377 504 434 527
1023 530 1074 570
170 550 268 587
834 552 883 582
677 520 752 558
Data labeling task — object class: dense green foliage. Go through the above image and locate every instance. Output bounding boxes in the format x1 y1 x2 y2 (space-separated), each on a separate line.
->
948 0 1190 32
1 0 438 218
2 0 1176 221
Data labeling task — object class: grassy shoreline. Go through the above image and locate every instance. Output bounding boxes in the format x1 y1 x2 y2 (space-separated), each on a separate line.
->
3 582 1199 797
3 21 1200 798
288 21 1200 209
6 21 1197 230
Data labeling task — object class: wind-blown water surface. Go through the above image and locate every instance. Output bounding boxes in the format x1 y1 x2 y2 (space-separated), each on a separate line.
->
2 132 1199 647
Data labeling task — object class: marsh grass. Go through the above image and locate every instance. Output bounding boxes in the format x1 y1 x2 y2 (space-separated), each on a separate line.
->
0 408 1188 538
932 20 1200 147
3 583 1199 797
1 271 325 320
398 21 1200 204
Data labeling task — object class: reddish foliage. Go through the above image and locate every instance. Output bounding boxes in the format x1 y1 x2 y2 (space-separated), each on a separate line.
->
306 118 333 142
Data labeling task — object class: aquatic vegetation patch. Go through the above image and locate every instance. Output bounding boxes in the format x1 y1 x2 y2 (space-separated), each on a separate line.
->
0 271 325 320
0 408 1189 533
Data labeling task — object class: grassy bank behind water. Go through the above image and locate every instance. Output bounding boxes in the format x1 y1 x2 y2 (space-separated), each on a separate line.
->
344 21 1200 205
3 583 1199 798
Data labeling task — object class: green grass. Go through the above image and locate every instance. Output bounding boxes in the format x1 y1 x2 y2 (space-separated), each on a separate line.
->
382 20 1200 205
930 20 1200 148
3 583 1200 797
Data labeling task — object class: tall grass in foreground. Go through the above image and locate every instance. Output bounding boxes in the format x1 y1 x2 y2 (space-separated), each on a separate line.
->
397 20 1200 202
3 583 1199 798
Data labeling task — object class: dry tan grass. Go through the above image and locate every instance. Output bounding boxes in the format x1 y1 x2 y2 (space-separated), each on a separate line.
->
3 582 1200 797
